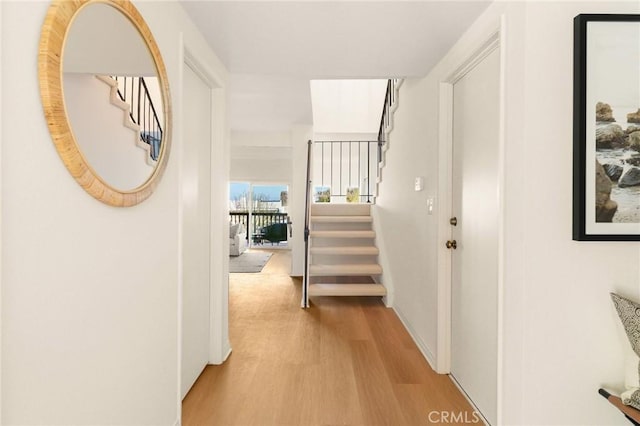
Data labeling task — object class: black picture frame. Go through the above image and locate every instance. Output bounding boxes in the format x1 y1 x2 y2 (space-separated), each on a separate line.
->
573 14 640 241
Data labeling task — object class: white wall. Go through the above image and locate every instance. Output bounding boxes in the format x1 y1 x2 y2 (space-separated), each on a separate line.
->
514 2 639 424
376 1 640 424
1 1 228 424
375 76 438 361
231 130 291 147
314 132 378 142
230 131 292 182
230 147 292 183
311 79 387 134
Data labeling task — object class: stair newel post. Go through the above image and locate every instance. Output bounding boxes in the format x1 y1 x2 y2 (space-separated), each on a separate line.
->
302 139 313 308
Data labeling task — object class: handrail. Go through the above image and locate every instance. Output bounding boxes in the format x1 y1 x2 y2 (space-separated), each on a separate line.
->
302 139 313 309
112 75 163 161
377 79 400 170
377 79 392 143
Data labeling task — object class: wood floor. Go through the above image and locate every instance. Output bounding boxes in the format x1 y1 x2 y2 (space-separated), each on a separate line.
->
182 250 476 425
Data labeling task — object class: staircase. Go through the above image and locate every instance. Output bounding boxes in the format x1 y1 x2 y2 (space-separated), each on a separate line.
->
307 203 386 298
96 75 163 164
301 80 401 307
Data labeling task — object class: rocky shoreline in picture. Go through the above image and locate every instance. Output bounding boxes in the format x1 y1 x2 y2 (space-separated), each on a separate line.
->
595 102 640 223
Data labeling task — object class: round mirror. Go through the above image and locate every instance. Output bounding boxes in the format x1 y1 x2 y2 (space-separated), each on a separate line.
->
39 0 172 207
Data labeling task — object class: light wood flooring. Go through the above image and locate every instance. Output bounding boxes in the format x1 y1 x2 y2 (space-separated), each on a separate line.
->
182 250 476 425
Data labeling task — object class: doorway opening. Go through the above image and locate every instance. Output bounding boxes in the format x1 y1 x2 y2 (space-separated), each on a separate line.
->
229 182 290 249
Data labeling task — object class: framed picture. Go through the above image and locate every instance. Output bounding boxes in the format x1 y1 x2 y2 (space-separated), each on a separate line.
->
314 186 330 203
346 186 360 203
574 14 640 240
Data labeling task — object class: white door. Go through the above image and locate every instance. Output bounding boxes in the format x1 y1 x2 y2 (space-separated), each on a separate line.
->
450 47 500 425
181 64 212 398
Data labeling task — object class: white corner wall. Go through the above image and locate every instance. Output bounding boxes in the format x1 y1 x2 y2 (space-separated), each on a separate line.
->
1 1 228 424
375 76 438 362
512 2 640 424
376 1 640 425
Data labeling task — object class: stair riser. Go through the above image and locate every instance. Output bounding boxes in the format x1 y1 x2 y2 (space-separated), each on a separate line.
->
310 216 373 224
311 254 378 265
311 222 372 232
310 238 375 248
309 283 386 297
310 203 371 216
310 247 379 255
310 271 382 277
310 265 383 276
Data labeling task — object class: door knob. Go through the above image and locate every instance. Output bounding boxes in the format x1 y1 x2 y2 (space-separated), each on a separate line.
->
446 240 457 250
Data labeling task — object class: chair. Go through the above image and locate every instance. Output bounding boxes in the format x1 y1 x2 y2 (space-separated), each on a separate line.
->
260 223 287 244
229 222 247 256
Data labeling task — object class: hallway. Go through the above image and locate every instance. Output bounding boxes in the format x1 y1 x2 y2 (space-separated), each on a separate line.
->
182 251 475 425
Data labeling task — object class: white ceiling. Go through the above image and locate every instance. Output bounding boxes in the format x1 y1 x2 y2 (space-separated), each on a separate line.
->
180 1 492 132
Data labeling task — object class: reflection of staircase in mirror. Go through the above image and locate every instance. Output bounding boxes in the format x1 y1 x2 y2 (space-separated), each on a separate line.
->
96 75 161 165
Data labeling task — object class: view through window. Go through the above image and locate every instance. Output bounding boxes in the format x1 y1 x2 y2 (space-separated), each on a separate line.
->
229 182 289 248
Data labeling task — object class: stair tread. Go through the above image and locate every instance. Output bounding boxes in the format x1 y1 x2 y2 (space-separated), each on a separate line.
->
310 230 375 238
310 264 383 276
310 215 372 223
309 283 386 297
310 246 379 255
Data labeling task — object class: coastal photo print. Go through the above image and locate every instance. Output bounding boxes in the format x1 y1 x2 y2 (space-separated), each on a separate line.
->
574 14 640 240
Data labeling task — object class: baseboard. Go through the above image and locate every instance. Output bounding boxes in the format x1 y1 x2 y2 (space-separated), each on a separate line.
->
393 306 437 371
448 374 490 426
375 274 393 307
210 342 232 365
222 345 232 363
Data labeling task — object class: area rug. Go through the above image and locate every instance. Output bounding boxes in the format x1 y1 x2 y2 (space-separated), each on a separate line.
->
229 251 273 273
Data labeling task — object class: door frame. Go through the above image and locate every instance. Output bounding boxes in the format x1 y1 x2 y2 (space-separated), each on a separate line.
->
435 19 506 422
177 40 230 412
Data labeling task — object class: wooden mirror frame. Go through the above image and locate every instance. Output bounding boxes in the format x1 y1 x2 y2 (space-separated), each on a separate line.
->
39 0 172 207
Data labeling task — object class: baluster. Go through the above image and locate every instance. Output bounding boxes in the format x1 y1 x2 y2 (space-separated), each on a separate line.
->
137 78 141 130
368 142 372 202
339 141 343 198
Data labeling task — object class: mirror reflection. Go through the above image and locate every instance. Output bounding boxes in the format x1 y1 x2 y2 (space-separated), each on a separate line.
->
63 3 164 191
